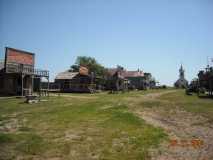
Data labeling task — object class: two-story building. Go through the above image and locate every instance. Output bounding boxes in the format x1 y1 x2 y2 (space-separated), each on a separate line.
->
0 47 49 96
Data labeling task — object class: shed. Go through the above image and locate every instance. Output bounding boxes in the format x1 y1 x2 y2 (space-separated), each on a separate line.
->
55 67 95 93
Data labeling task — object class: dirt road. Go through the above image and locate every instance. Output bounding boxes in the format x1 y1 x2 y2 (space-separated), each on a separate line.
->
131 91 213 160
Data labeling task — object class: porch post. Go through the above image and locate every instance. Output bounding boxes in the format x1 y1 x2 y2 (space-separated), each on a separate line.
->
32 75 34 95
39 77 41 97
47 76 49 97
21 74 24 96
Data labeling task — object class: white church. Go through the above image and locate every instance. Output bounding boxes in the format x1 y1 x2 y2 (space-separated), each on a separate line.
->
174 65 188 88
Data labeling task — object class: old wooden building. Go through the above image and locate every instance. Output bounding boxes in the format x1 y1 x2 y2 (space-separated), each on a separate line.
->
106 68 129 91
198 65 213 96
106 67 155 90
55 66 96 93
0 47 49 96
123 70 145 90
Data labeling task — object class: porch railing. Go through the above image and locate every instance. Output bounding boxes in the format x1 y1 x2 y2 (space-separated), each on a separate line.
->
63 83 96 89
5 62 49 77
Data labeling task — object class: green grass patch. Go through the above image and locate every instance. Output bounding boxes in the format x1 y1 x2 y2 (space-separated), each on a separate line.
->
159 90 213 119
0 90 168 160
140 100 163 108
0 133 13 144
15 133 46 155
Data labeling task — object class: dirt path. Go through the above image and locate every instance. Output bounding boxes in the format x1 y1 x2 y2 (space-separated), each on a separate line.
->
51 94 97 99
132 91 213 160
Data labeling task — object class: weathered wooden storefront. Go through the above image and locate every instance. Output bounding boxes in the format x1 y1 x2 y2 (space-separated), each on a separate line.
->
0 47 49 96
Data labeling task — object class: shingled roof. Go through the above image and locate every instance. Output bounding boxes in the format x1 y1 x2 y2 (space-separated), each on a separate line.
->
107 68 144 78
123 71 144 77
55 71 78 80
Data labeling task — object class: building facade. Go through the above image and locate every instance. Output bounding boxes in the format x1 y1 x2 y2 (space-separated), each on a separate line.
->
106 67 156 90
105 68 129 91
55 66 96 93
0 47 49 96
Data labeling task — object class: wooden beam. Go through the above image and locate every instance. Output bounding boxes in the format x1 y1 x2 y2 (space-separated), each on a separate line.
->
32 75 34 95
21 74 24 96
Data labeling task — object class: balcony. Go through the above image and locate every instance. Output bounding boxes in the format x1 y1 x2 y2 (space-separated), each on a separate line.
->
5 62 49 77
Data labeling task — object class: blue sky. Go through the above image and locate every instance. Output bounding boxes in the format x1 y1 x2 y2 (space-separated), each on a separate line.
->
0 0 213 85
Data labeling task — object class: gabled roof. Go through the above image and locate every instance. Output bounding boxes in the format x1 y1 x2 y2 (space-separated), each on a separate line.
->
107 68 144 78
107 68 118 76
123 71 144 77
55 71 78 80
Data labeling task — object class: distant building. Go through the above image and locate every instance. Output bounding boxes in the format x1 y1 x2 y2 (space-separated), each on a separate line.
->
174 65 188 88
197 65 213 96
123 69 145 90
143 73 156 89
55 66 96 93
105 67 129 91
106 67 156 90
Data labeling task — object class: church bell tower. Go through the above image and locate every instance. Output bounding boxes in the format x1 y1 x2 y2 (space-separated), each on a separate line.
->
179 64 185 79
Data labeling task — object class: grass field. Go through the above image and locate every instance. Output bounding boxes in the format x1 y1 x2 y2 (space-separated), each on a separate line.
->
0 89 212 160
159 91 213 120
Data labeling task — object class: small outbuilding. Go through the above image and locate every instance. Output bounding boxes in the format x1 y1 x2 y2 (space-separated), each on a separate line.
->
55 66 96 93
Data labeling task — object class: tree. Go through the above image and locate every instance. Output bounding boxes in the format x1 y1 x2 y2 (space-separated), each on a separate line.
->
116 65 124 71
70 56 106 77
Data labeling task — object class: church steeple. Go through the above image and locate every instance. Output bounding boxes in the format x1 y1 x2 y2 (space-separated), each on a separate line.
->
179 64 184 79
